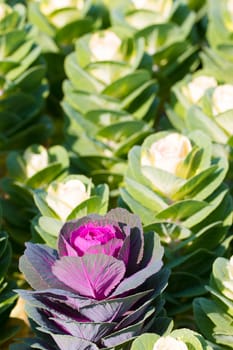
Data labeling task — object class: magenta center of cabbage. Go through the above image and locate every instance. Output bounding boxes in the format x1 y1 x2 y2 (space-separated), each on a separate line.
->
70 222 124 256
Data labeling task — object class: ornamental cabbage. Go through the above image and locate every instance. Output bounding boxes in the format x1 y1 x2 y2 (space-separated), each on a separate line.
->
45 178 90 222
181 75 217 104
130 329 213 350
121 130 232 321
153 335 188 350
17 208 169 349
194 255 233 349
140 133 192 177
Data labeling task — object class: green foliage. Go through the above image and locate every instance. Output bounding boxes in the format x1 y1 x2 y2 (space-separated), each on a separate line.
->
131 329 213 350
0 144 69 248
0 2 50 152
0 231 18 345
103 0 200 92
121 130 232 321
207 0 233 59
122 130 229 225
27 0 96 53
166 0 233 154
194 255 233 349
0 0 232 349
63 27 157 188
167 71 233 145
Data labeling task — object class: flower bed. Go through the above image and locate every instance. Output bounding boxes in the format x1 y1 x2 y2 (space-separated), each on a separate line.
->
0 1 232 349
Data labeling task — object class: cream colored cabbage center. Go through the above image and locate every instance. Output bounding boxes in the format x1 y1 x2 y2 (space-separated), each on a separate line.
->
24 147 49 178
89 31 121 62
46 179 89 221
141 133 192 175
182 75 217 104
153 335 188 350
212 84 233 115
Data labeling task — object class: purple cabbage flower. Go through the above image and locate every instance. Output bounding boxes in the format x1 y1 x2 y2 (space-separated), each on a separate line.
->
18 208 169 350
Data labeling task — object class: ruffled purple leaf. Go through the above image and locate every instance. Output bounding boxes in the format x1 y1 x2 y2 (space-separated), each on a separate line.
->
142 268 170 298
19 243 66 291
105 208 143 237
139 231 164 269
18 290 91 325
118 228 143 276
58 234 78 257
79 290 152 322
49 319 116 342
110 232 164 297
25 304 62 334
111 257 163 297
51 334 99 350
39 292 90 317
117 234 130 268
52 254 126 299
107 208 144 267
18 289 92 312
115 299 154 330
102 308 155 348
22 297 103 349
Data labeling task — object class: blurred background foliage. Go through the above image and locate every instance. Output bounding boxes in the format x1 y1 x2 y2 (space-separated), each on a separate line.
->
0 0 232 348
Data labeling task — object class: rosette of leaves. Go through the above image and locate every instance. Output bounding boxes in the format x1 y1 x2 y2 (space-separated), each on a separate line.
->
103 0 200 93
200 46 233 87
27 0 100 53
32 174 109 247
130 329 213 350
27 0 102 107
120 130 232 320
63 27 156 188
194 255 233 349
0 144 69 248
121 130 230 226
103 0 174 29
0 231 18 346
195 0 233 104
207 0 233 62
167 72 233 145
13 208 169 350
167 72 233 191
0 2 50 153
